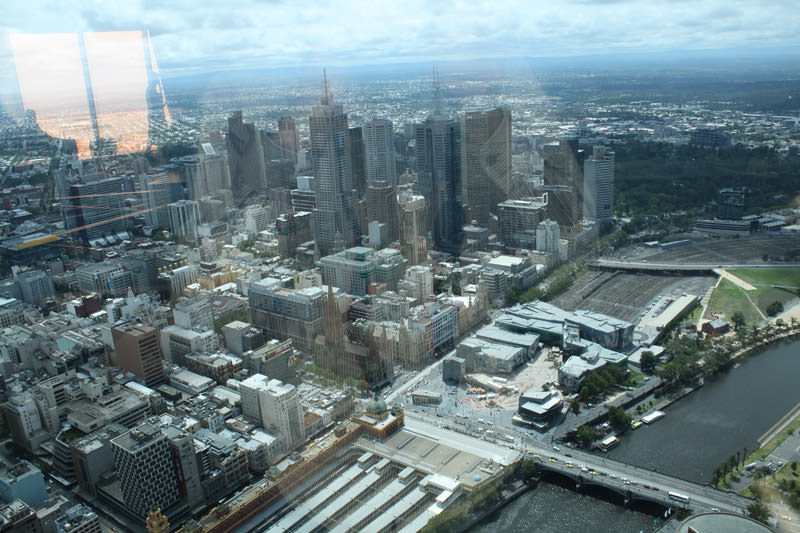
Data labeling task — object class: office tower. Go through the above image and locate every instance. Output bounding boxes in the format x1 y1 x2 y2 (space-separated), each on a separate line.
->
364 119 397 187
349 126 367 197
227 111 266 205
414 117 462 255
278 116 299 163
542 139 584 229
260 130 282 162
309 75 360 256
111 424 180 520
291 176 316 213
111 324 166 386
239 374 304 456
184 143 231 200
244 205 270 236
75 262 132 296
139 171 174 229
173 297 214 331
248 280 327 352
320 246 381 296
398 192 427 265
63 176 127 246
167 200 200 242
366 180 399 243
276 212 313 259
12 269 54 305
541 184 580 231
536 219 561 258
497 194 548 249
265 159 296 190
583 145 615 228
461 108 512 225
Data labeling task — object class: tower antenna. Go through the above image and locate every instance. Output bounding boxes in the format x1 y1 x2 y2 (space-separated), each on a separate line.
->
322 68 330 105
433 65 443 119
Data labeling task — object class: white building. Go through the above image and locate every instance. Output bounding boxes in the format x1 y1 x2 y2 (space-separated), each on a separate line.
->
239 374 304 457
159 325 219 364
244 205 270 236
536 219 561 258
168 199 201 241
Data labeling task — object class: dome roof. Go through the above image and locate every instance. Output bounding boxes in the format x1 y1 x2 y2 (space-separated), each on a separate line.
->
365 397 388 415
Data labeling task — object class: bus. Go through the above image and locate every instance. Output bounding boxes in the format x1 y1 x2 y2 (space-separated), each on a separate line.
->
668 491 690 503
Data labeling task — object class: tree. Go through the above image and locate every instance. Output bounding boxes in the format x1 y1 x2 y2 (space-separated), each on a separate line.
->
746 501 772 525
607 406 632 430
767 300 784 316
731 310 746 330
570 399 581 414
521 459 537 481
640 350 657 374
576 425 599 448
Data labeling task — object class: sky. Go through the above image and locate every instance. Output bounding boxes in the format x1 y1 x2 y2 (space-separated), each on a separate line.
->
2 0 800 77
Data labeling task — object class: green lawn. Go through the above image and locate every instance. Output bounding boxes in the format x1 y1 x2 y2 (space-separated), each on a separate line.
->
727 269 800 316
729 268 800 288
707 278 763 324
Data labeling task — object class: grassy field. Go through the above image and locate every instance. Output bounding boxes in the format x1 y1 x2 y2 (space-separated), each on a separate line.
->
729 268 800 288
707 278 763 324
728 268 800 316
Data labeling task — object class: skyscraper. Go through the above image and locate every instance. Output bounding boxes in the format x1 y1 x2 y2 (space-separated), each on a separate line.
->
542 139 584 229
167 200 201 242
364 119 397 187
349 126 367 198
278 116 299 163
399 193 427 265
461 108 511 226
63 176 127 246
414 117 462 255
139 171 174 229
310 74 360 256
366 180 399 243
583 145 615 228
497 194 548 249
183 143 231 200
227 111 266 205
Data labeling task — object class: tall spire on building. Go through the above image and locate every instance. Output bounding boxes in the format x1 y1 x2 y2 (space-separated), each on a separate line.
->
324 284 344 343
321 68 331 106
432 65 444 120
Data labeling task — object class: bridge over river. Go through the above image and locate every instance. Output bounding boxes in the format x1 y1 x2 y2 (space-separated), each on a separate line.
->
521 441 751 514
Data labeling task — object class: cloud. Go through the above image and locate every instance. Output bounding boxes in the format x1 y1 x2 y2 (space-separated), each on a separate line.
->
1 0 798 76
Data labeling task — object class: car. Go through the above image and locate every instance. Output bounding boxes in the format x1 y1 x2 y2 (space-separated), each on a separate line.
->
552 446 561 452
549 457 558 463
609 474 618 479
589 470 598 476
533 454 541 460
711 508 720 512
565 462 575 468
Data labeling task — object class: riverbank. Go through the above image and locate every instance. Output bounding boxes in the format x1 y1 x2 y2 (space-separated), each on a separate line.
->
459 478 538 532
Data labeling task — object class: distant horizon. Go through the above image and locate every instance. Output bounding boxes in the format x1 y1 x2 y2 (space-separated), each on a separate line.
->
2 0 800 80
156 45 800 82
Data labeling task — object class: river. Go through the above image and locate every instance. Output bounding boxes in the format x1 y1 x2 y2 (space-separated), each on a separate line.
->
475 338 800 532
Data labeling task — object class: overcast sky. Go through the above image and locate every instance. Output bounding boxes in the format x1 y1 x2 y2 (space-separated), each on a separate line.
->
3 0 800 76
